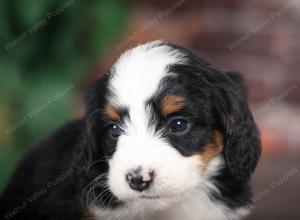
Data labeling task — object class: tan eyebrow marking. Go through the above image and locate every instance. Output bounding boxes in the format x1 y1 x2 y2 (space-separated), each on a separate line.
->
161 95 185 117
105 103 120 121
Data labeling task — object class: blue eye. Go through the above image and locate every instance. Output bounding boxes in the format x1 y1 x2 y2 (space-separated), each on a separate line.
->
110 124 123 139
168 118 189 134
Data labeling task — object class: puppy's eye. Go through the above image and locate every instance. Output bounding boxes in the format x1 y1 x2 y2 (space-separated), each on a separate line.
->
168 118 189 134
109 124 123 139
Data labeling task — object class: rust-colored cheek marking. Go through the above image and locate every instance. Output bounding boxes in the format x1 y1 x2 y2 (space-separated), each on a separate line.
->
83 208 96 220
199 130 224 172
161 95 184 116
105 103 120 121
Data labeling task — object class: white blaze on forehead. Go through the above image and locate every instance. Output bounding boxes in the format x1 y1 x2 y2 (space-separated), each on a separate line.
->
107 41 185 134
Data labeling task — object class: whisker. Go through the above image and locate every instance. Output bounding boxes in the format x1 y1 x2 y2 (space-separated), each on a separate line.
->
81 173 109 207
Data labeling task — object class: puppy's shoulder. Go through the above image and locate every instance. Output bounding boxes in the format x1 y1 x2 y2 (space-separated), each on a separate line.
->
0 119 85 216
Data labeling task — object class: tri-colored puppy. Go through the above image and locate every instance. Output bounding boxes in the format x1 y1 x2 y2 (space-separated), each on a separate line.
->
0 41 261 220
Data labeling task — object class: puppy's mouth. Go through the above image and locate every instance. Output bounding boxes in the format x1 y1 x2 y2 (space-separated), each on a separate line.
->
136 191 182 201
138 194 162 200
122 193 164 203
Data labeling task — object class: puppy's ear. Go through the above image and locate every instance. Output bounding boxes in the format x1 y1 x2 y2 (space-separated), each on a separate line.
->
211 71 261 182
84 74 109 151
85 74 109 118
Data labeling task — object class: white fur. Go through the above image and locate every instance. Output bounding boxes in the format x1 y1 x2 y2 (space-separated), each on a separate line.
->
92 157 251 220
108 40 185 110
92 41 251 220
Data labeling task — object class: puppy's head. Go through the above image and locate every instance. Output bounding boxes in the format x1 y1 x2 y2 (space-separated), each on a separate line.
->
85 41 261 209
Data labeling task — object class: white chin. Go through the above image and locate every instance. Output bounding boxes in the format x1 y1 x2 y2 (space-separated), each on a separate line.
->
120 192 185 210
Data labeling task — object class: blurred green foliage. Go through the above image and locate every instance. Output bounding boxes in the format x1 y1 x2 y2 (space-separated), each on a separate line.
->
0 0 130 190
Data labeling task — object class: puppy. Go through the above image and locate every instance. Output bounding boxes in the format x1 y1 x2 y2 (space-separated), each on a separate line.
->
0 41 261 220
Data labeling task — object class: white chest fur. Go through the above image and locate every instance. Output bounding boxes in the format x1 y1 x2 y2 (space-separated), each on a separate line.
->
153 190 250 220
91 189 250 220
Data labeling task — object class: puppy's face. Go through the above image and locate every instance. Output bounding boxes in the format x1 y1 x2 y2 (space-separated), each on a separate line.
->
85 41 260 210
106 95 223 207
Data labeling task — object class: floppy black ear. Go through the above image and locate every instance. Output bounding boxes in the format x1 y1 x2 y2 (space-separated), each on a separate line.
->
84 74 109 118
211 71 261 182
83 74 109 153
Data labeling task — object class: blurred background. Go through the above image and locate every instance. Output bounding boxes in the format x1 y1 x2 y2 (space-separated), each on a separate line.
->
0 0 299 219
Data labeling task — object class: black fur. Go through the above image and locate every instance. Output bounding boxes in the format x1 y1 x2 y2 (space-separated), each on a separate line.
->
0 42 261 219
0 120 85 220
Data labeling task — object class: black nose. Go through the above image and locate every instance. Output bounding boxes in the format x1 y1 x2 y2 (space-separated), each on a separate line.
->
126 170 154 192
